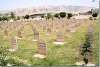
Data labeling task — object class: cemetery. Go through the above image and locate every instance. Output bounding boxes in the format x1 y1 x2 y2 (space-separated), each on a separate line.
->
0 17 99 66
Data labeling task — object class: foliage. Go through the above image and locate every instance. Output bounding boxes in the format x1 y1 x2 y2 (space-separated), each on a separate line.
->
24 15 30 19
46 13 53 20
92 13 98 18
54 13 60 19
16 16 20 20
81 26 94 64
67 13 73 19
1 16 9 21
10 12 15 19
59 12 66 18
89 17 93 20
0 46 26 66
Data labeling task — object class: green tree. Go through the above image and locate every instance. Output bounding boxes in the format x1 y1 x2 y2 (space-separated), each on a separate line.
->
0 17 2 21
16 16 20 20
59 12 66 18
2 16 9 21
54 13 60 19
67 13 72 19
24 15 30 19
92 13 98 18
10 12 15 19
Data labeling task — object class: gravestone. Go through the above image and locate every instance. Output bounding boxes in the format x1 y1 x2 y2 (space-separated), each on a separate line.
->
46 28 51 35
8 36 18 52
17 30 22 39
33 40 46 58
33 30 39 41
4 29 9 37
53 32 65 45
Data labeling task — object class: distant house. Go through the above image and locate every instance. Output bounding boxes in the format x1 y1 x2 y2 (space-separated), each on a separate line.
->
79 11 92 15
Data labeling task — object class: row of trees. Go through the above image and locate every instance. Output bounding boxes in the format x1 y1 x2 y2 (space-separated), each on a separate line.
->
0 12 73 21
21 12 73 20
0 12 20 21
46 12 73 20
0 10 98 21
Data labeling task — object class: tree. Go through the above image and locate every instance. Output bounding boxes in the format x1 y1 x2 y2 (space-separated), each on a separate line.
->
92 13 98 18
67 13 72 19
10 12 15 19
2 16 9 21
41 15 44 18
16 16 20 20
59 12 66 18
0 17 2 21
24 15 30 19
54 13 60 19
92 12 98 20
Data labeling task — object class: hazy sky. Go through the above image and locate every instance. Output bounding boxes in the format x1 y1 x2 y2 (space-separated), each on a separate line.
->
0 0 99 10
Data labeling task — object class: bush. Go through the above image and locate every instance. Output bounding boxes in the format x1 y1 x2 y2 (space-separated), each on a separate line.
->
67 13 72 19
59 12 66 18
92 13 98 18
80 26 94 64
54 13 60 19
89 17 93 20
0 46 26 66
1 16 9 21
24 15 30 19
16 16 20 20
10 12 15 19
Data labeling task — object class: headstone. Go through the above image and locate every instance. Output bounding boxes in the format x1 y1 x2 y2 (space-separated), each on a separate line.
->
53 32 65 45
33 30 39 41
33 40 46 58
17 30 22 39
8 36 18 52
46 28 51 35
4 29 8 37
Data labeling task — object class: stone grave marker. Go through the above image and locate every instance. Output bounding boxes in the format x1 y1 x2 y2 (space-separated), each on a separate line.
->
17 30 22 39
4 29 9 37
8 36 18 52
33 30 39 41
46 28 51 35
33 40 46 58
53 32 65 45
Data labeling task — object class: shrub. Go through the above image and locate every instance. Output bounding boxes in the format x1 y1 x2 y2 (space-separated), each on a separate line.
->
54 13 60 19
67 13 72 19
59 12 66 18
24 15 30 19
80 26 94 64
92 13 98 18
